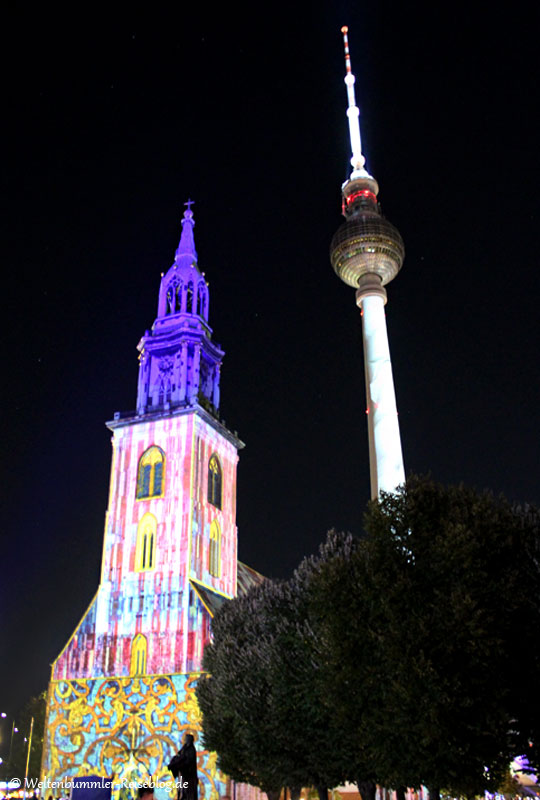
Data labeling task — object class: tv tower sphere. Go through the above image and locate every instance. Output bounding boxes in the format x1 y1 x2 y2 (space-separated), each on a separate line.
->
330 177 405 291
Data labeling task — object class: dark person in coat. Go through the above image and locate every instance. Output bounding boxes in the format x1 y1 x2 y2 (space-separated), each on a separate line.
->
168 733 198 800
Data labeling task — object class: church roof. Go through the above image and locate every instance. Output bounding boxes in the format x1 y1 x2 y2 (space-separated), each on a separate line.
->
190 562 265 618
190 578 228 618
236 560 265 595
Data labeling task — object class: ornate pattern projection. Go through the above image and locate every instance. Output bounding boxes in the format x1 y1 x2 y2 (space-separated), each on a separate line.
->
42 674 226 800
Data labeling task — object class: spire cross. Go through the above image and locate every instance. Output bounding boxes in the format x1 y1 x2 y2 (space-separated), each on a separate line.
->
184 199 195 212
341 26 366 175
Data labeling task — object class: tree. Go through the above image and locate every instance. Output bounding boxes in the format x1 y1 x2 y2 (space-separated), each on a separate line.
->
270 532 370 798
311 477 540 798
302 534 384 800
197 535 360 798
197 580 296 796
290 532 379 800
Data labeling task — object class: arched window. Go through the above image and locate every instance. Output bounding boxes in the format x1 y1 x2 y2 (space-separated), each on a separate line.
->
197 283 205 316
136 446 165 499
209 520 221 577
186 282 194 313
166 280 182 314
130 634 147 676
135 513 157 572
207 454 222 509
157 380 171 406
166 287 174 315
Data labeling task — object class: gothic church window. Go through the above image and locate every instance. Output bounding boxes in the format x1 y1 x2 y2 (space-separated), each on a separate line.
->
207 454 222 509
209 520 221 577
135 513 157 572
165 280 183 315
186 282 194 313
166 287 174 315
130 633 147 675
158 379 172 406
136 446 165 499
197 283 205 316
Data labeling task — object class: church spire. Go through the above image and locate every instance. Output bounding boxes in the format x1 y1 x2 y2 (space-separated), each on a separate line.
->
156 201 208 321
175 199 198 264
135 202 224 417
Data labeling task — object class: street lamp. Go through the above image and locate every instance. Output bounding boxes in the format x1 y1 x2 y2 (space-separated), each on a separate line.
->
10 724 19 764
22 717 34 800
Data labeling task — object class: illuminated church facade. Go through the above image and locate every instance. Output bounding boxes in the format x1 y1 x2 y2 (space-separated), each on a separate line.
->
42 204 262 799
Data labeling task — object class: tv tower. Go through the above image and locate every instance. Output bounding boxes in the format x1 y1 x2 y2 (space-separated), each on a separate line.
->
330 26 405 499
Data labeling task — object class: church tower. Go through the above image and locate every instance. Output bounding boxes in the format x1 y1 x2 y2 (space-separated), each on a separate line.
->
330 28 405 498
42 204 262 799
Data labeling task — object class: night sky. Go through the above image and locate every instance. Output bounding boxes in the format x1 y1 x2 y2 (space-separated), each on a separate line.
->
2 6 539 720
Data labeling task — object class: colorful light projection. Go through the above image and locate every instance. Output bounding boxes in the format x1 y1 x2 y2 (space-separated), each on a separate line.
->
51 413 239 683
43 674 226 800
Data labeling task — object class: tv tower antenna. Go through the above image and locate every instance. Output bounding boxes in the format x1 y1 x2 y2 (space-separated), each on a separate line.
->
341 25 369 178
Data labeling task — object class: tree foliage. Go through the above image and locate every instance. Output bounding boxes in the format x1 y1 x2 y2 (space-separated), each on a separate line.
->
197 535 358 795
314 477 540 796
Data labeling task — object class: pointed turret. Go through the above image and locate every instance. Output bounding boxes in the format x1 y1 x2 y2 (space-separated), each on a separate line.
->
174 199 198 263
136 202 223 416
157 201 209 321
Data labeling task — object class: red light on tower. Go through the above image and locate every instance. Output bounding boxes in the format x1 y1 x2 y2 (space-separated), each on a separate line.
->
346 189 377 207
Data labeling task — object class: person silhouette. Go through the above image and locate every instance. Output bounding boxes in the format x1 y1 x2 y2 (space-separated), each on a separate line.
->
168 733 198 800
